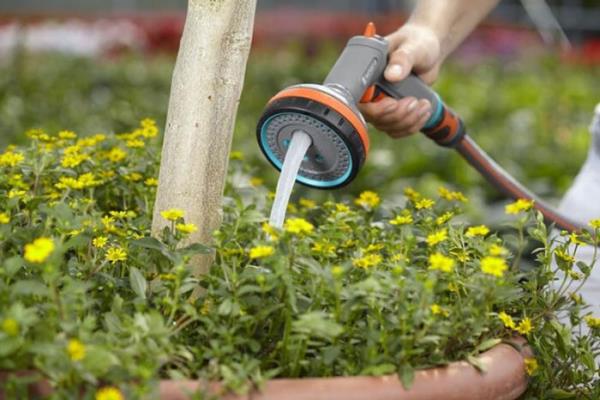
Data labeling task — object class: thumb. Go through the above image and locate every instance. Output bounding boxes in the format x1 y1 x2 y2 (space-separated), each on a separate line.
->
384 48 414 82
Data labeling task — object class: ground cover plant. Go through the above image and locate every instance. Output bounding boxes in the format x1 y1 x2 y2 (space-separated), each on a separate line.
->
1 122 599 399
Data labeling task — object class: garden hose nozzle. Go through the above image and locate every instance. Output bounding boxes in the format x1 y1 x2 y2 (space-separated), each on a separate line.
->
256 22 582 232
257 22 464 189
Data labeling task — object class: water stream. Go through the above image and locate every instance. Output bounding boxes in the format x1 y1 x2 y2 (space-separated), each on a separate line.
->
268 131 312 228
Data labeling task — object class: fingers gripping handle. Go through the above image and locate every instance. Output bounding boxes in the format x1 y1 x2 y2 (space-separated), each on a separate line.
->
375 74 466 147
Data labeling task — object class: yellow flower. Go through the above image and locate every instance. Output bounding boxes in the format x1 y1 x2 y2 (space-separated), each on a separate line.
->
589 219 600 230
249 245 275 259
448 282 459 293
55 173 100 190
498 311 516 329
105 247 127 264
8 174 27 189
95 386 124 400
0 150 25 167
334 203 350 213
0 212 9 224
261 223 279 240
101 216 117 232
353 253 382 269
435 211 454 225
331 265 344 277
524 358 538 376
555 248 575 263
123 172 143 182
58 130 77 140
569 232 585 246
403 187 421 201
61 151 89 168
200 299 213 316
415 198 435 210
365 244 384 253
99 170 116 179
355 190 380 209
249 177 264 187
451 249 470 263
109 211 129 219
428 253 455 273
161 208 185 221
76 135 104 148
106 147 127 163
284 218 314 235
505 199 534 214
78 173 100 188
67 339 86 361
126 139 145 148
480 256 508 277
312 241 336 257
144 177 158 187
8 189 26 199
489 244 508 257
568 270 583 280
438 186 468 202
430 304 443 315
1 318 19 336
426 229 448 246
229 151 244 160
466 225 490 237
299 198 316 209
390 211 413 226
24 237 55 263
516 317 533 335
26 128 51 141
584 315 600 329
92 236 108 249
176 223 198 234
391 253 406 262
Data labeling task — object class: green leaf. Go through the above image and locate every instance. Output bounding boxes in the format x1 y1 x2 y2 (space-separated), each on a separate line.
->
179 242 212 256
218 299 233 316
548 388 577 399
398 364 415 390
130 237 167 252
131 237 177 263
467 355 487 373
3 257 24 277
10 280 50 298
475 338 502 354
292 312 343 341
361 363 396 376
129 267 147 299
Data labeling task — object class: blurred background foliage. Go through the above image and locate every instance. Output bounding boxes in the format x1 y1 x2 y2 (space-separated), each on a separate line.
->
1 44 598 225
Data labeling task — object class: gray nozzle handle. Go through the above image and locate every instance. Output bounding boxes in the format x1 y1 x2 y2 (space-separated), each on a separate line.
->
323 36 388 103
375 74 441 115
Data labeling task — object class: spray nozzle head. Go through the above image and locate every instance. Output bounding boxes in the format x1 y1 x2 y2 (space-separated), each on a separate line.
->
256 84 368 189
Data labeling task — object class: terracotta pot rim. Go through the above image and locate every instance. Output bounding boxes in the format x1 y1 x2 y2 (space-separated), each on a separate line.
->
157 338 532 400
1 338 532 400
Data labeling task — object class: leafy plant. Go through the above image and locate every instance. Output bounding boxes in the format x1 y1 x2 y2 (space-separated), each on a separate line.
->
1 123 598 399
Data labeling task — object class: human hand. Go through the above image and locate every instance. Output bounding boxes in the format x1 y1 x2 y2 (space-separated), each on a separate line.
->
359 23 443 138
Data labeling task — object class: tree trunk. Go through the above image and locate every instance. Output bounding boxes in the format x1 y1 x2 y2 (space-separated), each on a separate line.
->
152 0 257 275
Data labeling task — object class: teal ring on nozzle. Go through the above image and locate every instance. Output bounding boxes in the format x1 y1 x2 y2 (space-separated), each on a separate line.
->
423 93 444 130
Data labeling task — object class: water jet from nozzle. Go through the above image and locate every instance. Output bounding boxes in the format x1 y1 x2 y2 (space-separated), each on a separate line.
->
268 131 312 228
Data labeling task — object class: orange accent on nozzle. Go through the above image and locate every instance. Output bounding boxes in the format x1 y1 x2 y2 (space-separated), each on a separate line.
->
363 22 376 37
360 85 376 103
269 87 370 153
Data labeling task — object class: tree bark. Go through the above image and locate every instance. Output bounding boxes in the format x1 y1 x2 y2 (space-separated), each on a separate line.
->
152 0 257 274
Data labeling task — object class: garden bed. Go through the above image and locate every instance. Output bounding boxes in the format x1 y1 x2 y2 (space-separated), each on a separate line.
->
0 122 598 399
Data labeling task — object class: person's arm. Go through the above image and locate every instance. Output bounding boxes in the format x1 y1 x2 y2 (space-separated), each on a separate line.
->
360 0 500 138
